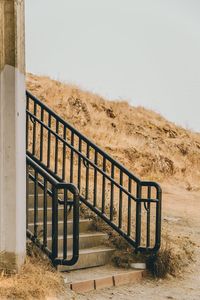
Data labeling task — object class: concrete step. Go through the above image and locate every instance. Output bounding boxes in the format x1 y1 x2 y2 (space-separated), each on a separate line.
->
28 181 51 194
47 232 108 252
28 181 74 198
62 265 145 292
27 193 69 209
57 247 115 271
28 219 93 236
28 206 73 223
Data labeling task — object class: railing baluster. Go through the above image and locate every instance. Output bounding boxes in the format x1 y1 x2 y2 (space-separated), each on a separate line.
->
63 188 68 260
62 126 67 181
118 170 123 228
155 187 162 251
127 178 132 236
34 171 38 238
110 164 114 221
32 101 37 156
47 114 52 168
93 151 98 207
43 178 47 247
40 107 44 161
102 157 106 214
73 191 79 265
136 184 142 249
85 144 90 199
147 186 151 248
70 132 74 183
52 186 58 261
78 138 82 190
54 119 59 174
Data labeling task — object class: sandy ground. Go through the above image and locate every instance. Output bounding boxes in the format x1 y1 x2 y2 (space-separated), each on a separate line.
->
74 183 200 300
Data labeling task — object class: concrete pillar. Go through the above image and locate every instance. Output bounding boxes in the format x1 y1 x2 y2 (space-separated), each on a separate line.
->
0 0 26 272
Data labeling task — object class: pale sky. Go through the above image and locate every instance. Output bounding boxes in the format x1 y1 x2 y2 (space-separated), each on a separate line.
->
25 0 200 132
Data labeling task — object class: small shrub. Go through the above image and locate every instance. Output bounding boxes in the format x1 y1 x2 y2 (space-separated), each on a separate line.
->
146 245 177 278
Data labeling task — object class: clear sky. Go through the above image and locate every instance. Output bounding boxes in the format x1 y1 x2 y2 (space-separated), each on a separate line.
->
25 0 200 132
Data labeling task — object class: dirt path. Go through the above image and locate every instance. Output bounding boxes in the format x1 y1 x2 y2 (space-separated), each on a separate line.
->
76 183 200 300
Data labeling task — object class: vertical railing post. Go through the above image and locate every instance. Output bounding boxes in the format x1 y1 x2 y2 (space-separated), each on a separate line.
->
102 157 106 214
34 171 38 239
135 183 142 250
73 191 80 262
155 187 162 251
43 179 48 248
93 151 98 207
127 178 132 236
146 186 151 248
52 186 58 262
110 164 114 221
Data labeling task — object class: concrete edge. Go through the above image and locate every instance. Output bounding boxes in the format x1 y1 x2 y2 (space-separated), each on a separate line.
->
69 270 145 293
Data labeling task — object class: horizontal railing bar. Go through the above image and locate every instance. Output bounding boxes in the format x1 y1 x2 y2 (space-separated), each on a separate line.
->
140 181 162 191
137 198 159 203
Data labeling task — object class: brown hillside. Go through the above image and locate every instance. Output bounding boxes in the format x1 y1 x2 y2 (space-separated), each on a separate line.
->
26 73 200 189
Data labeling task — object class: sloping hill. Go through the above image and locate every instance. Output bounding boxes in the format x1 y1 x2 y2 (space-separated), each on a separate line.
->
26 73 200 189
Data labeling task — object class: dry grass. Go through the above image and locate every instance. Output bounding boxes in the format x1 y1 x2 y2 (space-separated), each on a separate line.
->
0 242 70 300
146 245 176 278
146 233 195 278
27 73 200 187
81 207 195 278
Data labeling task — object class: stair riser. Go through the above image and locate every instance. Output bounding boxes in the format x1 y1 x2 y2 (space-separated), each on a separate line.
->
28 182 57 195
27 194 65 209
27 220 93 236
57 249 114 271
47 234 108 252
28 207 73 223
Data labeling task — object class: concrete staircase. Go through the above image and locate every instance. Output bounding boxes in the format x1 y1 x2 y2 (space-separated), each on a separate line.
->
27 181 115 271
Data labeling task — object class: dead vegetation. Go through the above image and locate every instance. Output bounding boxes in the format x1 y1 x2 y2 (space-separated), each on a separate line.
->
146 234 195 278
27 73 200 188
80 204 195 278
0 242 70 300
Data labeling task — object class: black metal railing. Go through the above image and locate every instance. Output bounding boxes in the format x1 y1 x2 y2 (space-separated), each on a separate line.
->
26 90 162 254
26 155 79 265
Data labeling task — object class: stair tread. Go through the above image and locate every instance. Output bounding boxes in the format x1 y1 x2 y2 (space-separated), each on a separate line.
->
62 264 143 283
28 219 91 226
47 231 108 241
58 246 115 257
28 207 64 211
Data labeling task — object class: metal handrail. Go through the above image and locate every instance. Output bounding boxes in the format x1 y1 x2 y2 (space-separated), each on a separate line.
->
26 91 141 183
26 154 80 266
26 90 162 254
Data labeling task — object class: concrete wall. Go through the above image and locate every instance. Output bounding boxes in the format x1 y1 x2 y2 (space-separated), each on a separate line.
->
0 0 26 272
0 0 25 72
